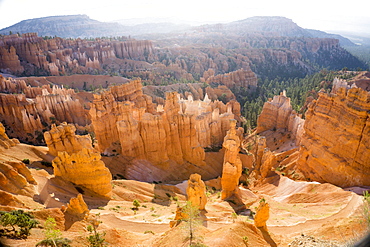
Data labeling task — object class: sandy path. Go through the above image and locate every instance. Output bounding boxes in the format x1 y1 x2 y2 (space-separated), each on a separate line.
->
99 213 170 233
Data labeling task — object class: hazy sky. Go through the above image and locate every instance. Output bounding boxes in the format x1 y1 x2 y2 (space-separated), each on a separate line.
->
0 0 369 34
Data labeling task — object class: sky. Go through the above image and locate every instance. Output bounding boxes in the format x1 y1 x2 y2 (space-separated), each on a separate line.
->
0 0 369 35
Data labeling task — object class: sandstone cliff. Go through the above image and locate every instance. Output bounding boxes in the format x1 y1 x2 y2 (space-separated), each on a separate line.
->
248 91 305 184
90 79 239 157
0 33 155 76
297 86 370 187
0 75 90 144
253 78 370 187
90 78 241 181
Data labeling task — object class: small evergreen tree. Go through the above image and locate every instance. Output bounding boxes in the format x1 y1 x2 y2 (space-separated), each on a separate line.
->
181 201 203 246
36 217 71 247
86 214 107 247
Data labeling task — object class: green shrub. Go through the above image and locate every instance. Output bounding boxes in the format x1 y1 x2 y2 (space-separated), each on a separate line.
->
133 199 140 210
0 210 39 238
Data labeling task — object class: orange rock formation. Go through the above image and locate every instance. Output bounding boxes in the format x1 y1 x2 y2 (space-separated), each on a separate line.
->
0 122 19 148
297 86 370 187
0 75 89 143
186 173 207 210
52 148 112 198
63 194 89 220
254 199 270 231
0 33 156 76
45 123 112 198
256 90 304 143
254 78 370 187
221 119 243 200
90 79 240 173
44 123 92 156
201 68 257 89
0 161 37 197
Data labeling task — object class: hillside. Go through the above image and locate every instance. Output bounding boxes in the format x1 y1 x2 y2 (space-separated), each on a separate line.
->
0 15 130 38
0 15 356 47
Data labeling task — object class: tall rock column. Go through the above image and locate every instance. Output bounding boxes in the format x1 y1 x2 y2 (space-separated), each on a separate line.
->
186 173 207 210
221 119 243 200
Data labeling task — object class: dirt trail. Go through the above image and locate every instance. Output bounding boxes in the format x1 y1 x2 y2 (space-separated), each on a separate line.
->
99 213 170 233
268 193 362 235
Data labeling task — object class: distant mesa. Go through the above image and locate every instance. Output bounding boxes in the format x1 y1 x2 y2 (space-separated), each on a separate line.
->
0 15 356 46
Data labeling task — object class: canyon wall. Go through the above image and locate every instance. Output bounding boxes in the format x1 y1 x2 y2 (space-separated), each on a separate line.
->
297 86 370 187
0 126 36 204
0 33 155 76
0 122 19 148
0 75 89 143
254 78 370 187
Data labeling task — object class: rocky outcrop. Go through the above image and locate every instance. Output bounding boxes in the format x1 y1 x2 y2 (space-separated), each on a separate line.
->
201 68 257 89
169 206 188 228
63 194 89 222
254 199 270 231
90 79 239 164
256 91 304 145
0 122 19 148
0 93 45 143
46 123 112 198
0 76 89 144
0 161 37 197
89 79 155 154
44 123 92 156
221 119 243 200
0 45 24 74
186 174 207 210
297 86 370 187
52 148 112 198
0 33 155 76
